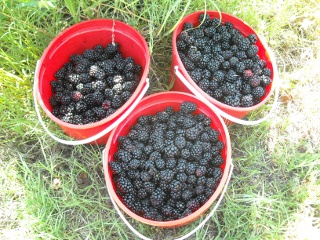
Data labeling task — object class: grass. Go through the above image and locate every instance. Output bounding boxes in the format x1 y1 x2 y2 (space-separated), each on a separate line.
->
1 0 320 239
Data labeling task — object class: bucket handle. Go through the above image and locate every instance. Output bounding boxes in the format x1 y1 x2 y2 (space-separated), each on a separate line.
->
174 66 280 126
102 148 234 240
33 60 150 145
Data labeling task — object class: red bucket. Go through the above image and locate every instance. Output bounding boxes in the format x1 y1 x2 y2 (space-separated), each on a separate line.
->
34 19 150 145
103 91 232 228
171 11 278 125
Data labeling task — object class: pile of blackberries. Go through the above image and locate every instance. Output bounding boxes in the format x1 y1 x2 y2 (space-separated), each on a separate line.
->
177 13 272 107
49 42 142 125
109 102 225 221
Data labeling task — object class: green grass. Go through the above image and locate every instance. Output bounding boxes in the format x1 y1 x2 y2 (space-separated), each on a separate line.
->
1 0 320 239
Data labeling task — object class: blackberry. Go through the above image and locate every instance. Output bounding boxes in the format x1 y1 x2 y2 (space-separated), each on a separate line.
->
235 61 246 74
137 188 149 199
104 88 114 99
252 86 265 99
195 185 205 195
191 144 202 159
205 128 219 142
248 34 258 44
160 169 174 183
241 94 254 107
82 83 95 95
82 49 96 61
166 158 177 169
207 59 220 72
114 149 132 163
225 70 237 82
144 181 156 194
197 54 211 69
183 22 194 31
243 69 254 80
208 79 219 91
252 63 263 75
199 79 210 91
246 45 259 58
181 148 191 159
221 82 237 95
210 145 220 156
213 167 223 181
249 75 261 87
74 101 87 114
211 45 222 56
109 161 123 175
186 198 201 212
193 38 207 52
68 73 81 85
92 91 104 104
204 26 216 37
102 99 111 111
180 101 197 113
199 13 211 27
189 68 202 83
185 126 201 141
236 51 247 61
176 172 188 183
262 68 272 77
105 42 120 57
224 95 241 107
164 145 179 158
129 159 141 170
243 58 254 69
212 88 224 100
181 190 193 201
54 68 66 80
241 83 252 95
176 161 187 173
111 95 123 109
155 158 166 170
140 171 152 182
216 141 224 151
236 37 250 51
206 177 218 189
212 71 225 82
170 190 182 200
212 155 224 167
229 56 239 68
116 176 133 194
177 39 187 52
185 162 196 175
192 28 205 38
260 75 271 87
187 47 201 62
176 201 186 213
181 57 195 71
60 94 71 105
170 180 183 193
93 106 107 119
195 165 207 177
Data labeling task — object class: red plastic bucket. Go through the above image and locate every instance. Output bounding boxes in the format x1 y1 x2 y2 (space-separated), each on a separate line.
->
171 11 278 125
103 91 232 228
34 19 150 145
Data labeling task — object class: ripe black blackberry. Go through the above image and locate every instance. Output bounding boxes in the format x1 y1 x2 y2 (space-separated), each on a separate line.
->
187 46 201 62
116 176 133 194
241 94 254 107
223 95 240 107
260 75 271 87
252 86 266 99
248 34 258 44
189 68 202 83
212 88 223 100
246 45 259 58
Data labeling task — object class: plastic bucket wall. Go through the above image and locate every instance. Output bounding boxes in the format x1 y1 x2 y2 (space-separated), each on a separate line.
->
103 91 231 228
35 19 150 144
171 11 277 125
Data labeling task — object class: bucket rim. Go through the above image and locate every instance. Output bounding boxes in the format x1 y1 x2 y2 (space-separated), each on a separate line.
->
36 18 150 130
104 91 232 227
172 10 278 113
